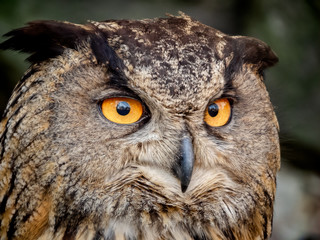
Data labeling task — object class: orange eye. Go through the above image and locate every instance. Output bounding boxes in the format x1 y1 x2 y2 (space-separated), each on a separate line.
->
101 97 143 124
204 98 231 127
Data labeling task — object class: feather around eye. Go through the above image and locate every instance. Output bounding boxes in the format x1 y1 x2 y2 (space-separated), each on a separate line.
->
204 98 231 127
101 97 143 124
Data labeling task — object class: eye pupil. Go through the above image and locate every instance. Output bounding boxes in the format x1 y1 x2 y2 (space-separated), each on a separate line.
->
116 101 130 116
208 104 219 117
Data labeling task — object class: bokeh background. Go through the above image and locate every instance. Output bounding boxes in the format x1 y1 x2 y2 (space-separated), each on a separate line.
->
0 0 319 239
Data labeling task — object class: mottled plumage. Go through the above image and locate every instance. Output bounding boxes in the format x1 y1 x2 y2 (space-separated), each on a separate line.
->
0 13 280 240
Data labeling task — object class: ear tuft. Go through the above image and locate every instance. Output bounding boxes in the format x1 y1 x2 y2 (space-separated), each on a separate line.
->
235 36 278 71
0 20 92 63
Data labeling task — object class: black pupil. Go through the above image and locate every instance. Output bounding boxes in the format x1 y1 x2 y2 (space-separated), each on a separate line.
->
116 101 130 116
208 103 219 117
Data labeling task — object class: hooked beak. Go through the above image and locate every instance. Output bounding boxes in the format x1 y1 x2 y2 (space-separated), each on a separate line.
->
174 133 194 193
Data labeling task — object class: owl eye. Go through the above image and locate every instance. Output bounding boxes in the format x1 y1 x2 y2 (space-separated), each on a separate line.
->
204 98 231 127
101 97 143 124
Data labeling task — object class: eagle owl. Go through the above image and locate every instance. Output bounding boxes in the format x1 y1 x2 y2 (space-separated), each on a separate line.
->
0 13 280 240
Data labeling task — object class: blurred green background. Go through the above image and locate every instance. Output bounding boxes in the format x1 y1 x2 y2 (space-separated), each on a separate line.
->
0 0 319 239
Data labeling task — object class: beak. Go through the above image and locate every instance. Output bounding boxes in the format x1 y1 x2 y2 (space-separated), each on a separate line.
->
174 133 194 193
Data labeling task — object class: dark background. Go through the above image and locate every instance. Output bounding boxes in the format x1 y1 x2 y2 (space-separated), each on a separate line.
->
0 0 319 239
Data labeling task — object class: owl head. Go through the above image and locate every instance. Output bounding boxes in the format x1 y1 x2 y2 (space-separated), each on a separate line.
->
0 13 279 239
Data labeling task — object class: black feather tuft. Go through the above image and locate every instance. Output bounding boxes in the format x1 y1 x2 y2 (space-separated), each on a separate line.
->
0 21 91 64
0 20 126 76
89 32 125 73
223 36 278 82
236 37 279 72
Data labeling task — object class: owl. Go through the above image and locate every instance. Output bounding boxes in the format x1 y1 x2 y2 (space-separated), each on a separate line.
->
0 13 280 240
